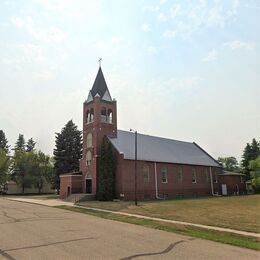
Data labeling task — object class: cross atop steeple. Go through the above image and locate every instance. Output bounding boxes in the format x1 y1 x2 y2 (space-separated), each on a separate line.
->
98 57 102 67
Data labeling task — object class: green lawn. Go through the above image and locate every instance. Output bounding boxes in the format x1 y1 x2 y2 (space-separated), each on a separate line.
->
77 195 260 233
56 205 260 251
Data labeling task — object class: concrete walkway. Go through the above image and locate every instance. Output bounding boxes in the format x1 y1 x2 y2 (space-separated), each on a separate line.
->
7 197 260 239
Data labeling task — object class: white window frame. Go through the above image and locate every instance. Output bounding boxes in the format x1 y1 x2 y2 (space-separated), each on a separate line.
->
161 166 168 184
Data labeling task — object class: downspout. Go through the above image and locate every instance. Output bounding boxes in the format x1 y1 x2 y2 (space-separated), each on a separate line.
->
209 166 215 196
154 162 164 200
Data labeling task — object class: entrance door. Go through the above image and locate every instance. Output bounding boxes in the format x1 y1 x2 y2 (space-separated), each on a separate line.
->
67 186 71 196
86 179 92 194
221 184 227 195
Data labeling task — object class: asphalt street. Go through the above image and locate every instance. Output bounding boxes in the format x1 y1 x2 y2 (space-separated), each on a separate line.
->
0 198 258 260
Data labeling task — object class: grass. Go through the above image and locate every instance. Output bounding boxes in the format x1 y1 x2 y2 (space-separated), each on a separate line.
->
56 205 260 251
77 195 260 233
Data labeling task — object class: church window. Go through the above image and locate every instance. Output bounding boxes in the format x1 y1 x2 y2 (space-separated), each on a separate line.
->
86 133 92 148
86 110 90 123
161 166 168 183
177 167 183 183
192 168 197 183
101 107 107 122
213 171 218 183
90 108 94 122
86 151 92 166
240 175 243 183
108 109 113 124
143 164 149 183
204 168 209 183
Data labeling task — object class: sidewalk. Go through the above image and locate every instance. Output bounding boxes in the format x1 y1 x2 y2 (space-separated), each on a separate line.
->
9 198 74 207
7 197 260 239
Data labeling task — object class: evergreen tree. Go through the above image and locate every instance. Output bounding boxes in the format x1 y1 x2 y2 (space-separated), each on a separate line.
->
26 137 36 152
14 134 26 151
53 120 82 191
251 138 260 159
241 138 260 179
98 138 115 201
0 130 9 154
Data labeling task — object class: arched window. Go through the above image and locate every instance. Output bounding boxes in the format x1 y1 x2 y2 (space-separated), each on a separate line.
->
143 164 149 183
161 166 168 183
90 108 94 122
86 110 90 123
108 109 113 124
86 151 92 166
86 133 92 148
101 107 107 122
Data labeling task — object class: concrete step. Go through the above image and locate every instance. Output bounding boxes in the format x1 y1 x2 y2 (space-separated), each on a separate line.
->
65 193 95 203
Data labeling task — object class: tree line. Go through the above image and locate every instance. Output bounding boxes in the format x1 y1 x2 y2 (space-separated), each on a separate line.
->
0 130 53 194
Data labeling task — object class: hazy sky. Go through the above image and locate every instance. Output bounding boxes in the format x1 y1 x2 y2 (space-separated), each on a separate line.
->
0 0 259 161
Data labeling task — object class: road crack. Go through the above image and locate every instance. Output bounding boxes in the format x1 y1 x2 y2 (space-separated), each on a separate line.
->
120 240 187 260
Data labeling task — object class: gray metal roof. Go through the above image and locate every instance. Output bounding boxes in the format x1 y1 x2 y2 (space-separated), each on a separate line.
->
90 67 111 99
108 130 221 167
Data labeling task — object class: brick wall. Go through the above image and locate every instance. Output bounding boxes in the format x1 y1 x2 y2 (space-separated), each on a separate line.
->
218 175 246 195
60 175 83 199
115 152 222 200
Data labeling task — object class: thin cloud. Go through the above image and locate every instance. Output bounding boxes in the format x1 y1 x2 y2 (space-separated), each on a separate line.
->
223 40 256 50
202 49 217 62
162 30 176 38
157 13 167 22
141 23 151 32
9 16 68 44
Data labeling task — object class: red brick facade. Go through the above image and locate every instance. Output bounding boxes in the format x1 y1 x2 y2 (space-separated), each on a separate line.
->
79 95 117 195
59 68 246 200
114 153 223 200
60 175 82 199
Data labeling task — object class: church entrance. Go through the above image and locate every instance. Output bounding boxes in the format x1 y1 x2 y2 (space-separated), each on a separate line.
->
86 179 92 194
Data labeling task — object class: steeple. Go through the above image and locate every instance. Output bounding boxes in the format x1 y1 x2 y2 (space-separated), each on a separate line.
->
85 67 112 103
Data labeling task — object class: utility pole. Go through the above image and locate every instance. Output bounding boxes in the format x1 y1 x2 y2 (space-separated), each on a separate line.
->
130 129 138 206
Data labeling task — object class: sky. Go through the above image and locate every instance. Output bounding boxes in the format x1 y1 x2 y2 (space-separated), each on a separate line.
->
0 0 259 161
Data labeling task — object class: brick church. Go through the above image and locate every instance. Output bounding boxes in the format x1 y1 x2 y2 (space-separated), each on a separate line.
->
60 67 246 200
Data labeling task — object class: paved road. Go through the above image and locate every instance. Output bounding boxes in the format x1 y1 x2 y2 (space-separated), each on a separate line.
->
0 199 258 260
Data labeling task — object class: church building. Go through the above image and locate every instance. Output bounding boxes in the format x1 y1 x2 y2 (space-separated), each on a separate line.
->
60 67 246 200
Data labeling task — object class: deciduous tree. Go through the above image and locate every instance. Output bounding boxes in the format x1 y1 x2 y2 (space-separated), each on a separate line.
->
0 149 10 191
249 157 260 193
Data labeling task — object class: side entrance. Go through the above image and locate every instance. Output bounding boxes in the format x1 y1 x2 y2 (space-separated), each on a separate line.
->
86 179 92 194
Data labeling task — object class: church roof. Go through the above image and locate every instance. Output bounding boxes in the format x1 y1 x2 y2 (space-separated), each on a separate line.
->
108 130 221 167
90 67 112 101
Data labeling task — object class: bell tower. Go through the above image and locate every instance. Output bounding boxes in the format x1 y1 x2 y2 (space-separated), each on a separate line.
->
80 66 117 195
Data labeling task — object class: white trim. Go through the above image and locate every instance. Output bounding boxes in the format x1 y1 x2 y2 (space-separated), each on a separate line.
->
86 91 93 103
102 89 112 101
